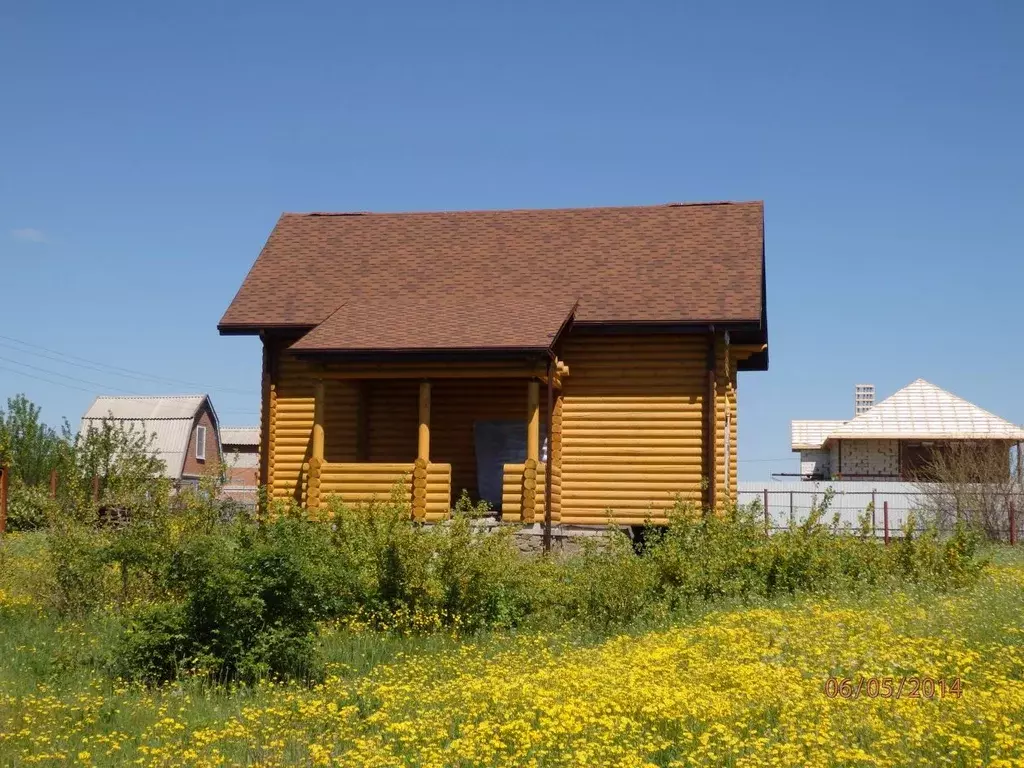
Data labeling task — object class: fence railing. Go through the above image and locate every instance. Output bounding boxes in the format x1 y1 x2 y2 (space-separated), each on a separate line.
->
738 481 1021 543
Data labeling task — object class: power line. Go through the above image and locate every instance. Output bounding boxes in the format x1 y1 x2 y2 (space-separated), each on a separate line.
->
0 363 97 394
0 355 142 395
0 333 257 396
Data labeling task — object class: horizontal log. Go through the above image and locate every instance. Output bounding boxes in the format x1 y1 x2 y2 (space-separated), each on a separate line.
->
561 422 702 433
562 445 702 457
563 437 703 448
561 489 691 501
561 501 675 513
561 454 703 465
324 462 412 471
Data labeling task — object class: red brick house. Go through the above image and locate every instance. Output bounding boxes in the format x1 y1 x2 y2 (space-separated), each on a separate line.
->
80 395 221 485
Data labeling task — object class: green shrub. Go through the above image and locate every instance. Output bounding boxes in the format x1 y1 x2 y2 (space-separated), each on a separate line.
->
47 522 110 615
890 514 986 589
117 517 335 684
324 492 537 632
558 528 659 627
6 481 57 532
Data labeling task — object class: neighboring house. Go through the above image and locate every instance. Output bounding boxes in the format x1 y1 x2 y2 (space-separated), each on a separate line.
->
792 379 1024 481
80 395 221 484
221 427 260 504
218 202 769 524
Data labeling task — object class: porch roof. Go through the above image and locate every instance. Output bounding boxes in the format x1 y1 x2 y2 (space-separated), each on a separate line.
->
290 293 578 354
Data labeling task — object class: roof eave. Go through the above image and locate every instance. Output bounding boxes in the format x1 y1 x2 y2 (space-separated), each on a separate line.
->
288 346 556 364
217 322 316 337
825 434 1024 444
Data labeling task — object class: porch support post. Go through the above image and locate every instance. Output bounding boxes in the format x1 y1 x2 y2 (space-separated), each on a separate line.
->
523 379 541 523
308 379 325 510
543 361 554 553
418 381 431 463
356 381 370 461
413 381 431 521
703 328 717 514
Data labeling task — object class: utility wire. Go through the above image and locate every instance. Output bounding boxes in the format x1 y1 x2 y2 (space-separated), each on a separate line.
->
0 333 257 395
0 355 142 395
0 363 98 394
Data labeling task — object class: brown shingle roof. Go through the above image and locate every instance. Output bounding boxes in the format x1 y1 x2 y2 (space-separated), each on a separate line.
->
218 202 765 352
292 293 578 352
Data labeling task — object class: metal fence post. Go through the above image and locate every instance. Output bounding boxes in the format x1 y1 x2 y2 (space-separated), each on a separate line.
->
763 488 769 533
789 491 794 530
883 501 890 545
0 463 8 537
871 489 877 537
1010 501 1017 546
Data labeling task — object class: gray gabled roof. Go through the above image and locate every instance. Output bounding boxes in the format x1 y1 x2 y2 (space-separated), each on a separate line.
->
80 394 218 479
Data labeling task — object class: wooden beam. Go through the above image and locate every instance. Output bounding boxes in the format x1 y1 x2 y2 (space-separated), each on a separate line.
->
356 381 370 461
308 379 325 510
527 379 540 463
704 332 717 513
312 380 325 463
544 361 554 552
418 380 431 462
729 343 768 362
258 340 271 494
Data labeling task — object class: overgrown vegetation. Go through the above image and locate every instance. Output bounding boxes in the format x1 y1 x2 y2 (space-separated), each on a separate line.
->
2 486 985 686
0 393 1015 766
0 392 991 688
911 440 1024 541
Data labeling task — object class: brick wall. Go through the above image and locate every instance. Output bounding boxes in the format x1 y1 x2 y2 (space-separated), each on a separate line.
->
181 406 220 478
833 439 899 478
799 449 831 478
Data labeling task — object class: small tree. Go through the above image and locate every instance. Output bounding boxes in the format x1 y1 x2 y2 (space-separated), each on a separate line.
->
911 441 1021 541
57 415 168 520
0 394 62 486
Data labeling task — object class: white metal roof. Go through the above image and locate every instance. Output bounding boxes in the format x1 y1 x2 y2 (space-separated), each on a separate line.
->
221 426 260 447
791 420 847 450
80 394 216 479
826 379 1024 441
791 380 1024 450
83 394 208 420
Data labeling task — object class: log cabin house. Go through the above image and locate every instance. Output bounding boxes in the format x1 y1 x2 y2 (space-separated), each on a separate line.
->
218 202 769 525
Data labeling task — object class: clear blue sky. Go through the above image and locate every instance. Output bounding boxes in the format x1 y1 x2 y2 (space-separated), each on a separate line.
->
1 1 1021 480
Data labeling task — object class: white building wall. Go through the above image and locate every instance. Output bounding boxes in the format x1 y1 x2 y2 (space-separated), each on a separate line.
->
799 449 831 478
835 439 899 478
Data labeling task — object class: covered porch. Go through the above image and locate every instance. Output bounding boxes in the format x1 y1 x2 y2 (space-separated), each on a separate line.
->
298 359 567 523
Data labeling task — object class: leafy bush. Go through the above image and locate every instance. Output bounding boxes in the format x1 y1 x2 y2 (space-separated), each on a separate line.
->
324 491 537 632
6 480 58 532
556 528 659 627
117 516 336 684
34 477 988 687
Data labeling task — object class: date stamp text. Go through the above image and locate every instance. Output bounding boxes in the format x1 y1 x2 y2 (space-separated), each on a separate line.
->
823 676 963 700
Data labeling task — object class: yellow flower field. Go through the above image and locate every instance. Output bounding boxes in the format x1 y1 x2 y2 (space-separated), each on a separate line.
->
2 556 1024 767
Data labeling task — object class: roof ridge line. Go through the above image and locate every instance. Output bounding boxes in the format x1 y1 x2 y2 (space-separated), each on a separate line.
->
290 200 763 217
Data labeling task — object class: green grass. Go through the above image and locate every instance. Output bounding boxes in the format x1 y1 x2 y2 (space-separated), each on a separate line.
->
3 532 1024 766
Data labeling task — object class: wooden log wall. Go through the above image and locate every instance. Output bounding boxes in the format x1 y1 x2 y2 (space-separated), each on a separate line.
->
265 338 527 511
263 333 737 522
307 461 451 520
266 345 360 503
558 333 736 525
500 462 550 523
